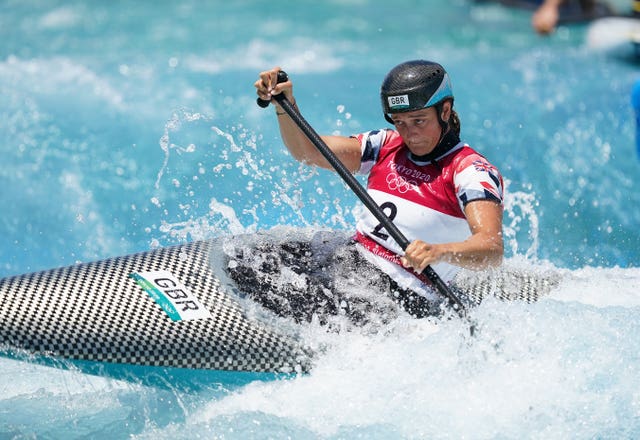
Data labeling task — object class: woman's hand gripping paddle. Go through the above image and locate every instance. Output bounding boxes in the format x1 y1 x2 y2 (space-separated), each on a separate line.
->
257 70 468 318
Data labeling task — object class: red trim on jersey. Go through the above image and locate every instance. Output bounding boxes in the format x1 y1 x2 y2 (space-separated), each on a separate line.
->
354 231 433 287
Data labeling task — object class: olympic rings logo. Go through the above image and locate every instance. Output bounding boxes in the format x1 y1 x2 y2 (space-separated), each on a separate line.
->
385 172 416 193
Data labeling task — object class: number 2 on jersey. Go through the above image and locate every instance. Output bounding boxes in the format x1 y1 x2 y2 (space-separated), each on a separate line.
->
371 201 397 240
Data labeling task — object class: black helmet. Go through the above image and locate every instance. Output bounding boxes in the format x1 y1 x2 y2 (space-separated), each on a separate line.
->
381 60 453 123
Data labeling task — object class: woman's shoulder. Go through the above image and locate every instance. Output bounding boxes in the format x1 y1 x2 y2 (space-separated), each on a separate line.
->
448 142 497 171
448 144 501 174
450 143 490 161
355 128 399 145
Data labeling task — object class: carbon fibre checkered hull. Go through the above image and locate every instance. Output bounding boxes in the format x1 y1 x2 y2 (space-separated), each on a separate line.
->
453 266 560 306
0 241 311 373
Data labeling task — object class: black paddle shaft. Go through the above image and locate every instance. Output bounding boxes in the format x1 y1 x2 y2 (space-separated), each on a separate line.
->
257 71 466 314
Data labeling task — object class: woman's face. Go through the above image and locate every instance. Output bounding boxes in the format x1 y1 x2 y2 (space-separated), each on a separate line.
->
389 102 451 156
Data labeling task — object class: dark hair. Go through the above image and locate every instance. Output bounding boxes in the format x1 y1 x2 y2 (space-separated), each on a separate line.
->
450 108 461 136
436 99 460 137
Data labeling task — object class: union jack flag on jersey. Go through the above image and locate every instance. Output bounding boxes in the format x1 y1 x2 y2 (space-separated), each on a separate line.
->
472 159 497 174
456 155 504 208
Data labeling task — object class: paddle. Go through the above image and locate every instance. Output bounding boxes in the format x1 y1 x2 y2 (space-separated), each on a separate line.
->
257 70 467 316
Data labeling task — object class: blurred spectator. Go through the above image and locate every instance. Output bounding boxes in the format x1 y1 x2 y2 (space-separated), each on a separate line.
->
532 0 632 34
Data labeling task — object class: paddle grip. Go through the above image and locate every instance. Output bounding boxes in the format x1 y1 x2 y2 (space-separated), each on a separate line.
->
257 70 289 108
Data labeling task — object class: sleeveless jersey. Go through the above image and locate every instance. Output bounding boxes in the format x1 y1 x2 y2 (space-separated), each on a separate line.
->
353 128 504 297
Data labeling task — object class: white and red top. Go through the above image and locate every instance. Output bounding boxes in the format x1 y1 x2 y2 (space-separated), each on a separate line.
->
353 128 504 298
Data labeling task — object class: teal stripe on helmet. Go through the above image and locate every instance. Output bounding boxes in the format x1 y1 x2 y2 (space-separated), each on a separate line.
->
425 73 453 108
